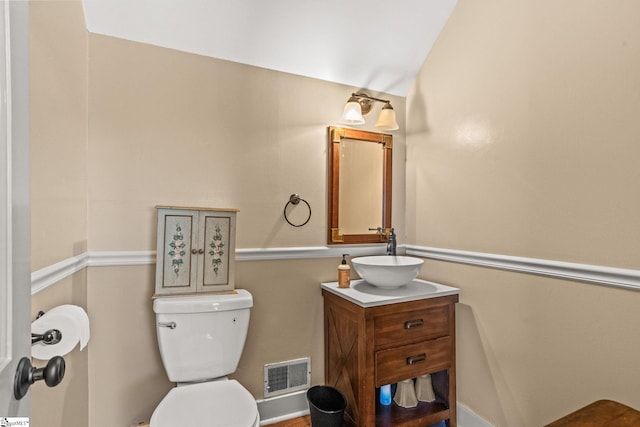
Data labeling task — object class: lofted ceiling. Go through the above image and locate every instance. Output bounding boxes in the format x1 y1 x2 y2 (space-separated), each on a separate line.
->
82 0 457 97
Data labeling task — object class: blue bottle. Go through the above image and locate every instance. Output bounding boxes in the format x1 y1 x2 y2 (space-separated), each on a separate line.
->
380 384 392 405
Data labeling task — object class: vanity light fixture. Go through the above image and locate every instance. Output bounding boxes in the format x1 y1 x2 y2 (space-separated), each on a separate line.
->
339 92 399 131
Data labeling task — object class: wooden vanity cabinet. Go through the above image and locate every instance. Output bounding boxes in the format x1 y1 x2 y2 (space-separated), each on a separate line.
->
322 290 458 427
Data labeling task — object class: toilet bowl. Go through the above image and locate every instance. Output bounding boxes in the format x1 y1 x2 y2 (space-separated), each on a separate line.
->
150 290 258 427
150 380 258 427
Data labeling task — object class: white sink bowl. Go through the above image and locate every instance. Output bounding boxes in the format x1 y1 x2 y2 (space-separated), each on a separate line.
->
351 256 424 289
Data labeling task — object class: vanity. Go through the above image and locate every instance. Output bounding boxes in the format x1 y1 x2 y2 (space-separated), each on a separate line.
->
324 127 458 424
321 279 460 427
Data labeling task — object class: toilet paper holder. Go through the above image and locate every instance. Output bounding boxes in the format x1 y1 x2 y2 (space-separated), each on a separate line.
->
32 328 63 345
31 310 63 345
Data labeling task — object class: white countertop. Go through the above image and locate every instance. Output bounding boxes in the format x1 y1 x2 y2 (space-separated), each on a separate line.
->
320 278 460 308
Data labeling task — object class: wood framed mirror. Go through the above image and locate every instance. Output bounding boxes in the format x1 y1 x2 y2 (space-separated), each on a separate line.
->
327 126 392 244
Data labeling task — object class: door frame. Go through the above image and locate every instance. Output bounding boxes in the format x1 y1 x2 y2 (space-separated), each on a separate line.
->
0 0 31 416
0 0 11 380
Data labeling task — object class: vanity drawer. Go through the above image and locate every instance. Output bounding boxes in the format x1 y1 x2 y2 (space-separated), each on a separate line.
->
375 336 451 387
374 305 449 348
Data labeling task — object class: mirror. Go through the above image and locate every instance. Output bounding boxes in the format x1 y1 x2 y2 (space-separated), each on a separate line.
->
327 126 392 244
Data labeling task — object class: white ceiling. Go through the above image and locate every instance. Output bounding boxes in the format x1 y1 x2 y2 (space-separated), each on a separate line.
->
82 0 457 97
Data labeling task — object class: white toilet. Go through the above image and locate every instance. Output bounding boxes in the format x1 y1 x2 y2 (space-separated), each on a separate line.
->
150 290 259 427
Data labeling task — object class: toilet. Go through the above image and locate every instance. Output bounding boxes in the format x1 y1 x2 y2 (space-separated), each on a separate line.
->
150 290 259 427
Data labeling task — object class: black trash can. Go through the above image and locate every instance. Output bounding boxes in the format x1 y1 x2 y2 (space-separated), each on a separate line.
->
306 385 346 427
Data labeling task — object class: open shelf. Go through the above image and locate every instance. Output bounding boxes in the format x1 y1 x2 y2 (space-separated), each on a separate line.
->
376 401 449 427
375 387 450 427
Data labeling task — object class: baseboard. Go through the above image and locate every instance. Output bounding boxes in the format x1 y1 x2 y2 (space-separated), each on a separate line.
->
257 390 310 426
458 402 494 427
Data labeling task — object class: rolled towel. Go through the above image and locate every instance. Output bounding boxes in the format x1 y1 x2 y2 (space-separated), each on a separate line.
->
415 374 436 402
393 379 418 408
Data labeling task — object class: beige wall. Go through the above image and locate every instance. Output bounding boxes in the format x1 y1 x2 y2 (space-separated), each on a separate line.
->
84 32 405 427
30 0 88 270
29 273 88 427
408 0 640 425
30 2 406 426
30 1 89 427
86 34 406 251
87 259 336 426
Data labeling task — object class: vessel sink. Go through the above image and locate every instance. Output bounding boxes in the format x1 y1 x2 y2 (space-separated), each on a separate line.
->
351 256 424 289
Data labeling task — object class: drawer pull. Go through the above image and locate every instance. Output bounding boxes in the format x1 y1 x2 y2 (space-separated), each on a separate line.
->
404 319 424 329
406 353 426 365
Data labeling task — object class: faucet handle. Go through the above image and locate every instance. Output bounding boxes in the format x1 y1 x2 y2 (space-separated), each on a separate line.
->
385 228 396 240
385 227 397 256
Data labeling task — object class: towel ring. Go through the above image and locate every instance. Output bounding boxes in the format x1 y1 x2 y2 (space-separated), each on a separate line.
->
284 194 311 227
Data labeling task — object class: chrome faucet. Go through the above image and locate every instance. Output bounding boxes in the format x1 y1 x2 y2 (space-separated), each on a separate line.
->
386 228 396 256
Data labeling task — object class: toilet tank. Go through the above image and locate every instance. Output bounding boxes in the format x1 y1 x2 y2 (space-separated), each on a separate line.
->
153 290 253 383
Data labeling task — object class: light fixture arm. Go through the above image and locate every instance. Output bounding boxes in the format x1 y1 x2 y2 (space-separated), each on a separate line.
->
350 92 391 115
352 92 390 104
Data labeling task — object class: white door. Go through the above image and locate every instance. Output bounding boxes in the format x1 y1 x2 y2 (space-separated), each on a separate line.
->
0 0 31 417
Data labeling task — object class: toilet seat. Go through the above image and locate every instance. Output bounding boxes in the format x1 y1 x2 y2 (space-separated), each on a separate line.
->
150 379 259 427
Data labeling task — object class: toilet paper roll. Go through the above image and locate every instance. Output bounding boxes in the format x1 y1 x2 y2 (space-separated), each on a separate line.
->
31 305 90 360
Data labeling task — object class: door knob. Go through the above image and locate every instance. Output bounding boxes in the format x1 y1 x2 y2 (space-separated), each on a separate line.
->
14 356 66 400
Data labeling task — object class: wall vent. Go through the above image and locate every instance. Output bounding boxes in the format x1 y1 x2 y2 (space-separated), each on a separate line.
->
264 357 311 398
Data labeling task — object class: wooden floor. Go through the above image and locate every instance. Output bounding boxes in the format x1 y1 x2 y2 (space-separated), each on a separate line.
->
268 415 311 427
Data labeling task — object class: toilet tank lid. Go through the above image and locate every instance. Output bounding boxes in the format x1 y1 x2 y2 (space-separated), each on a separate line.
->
153 289 253 314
